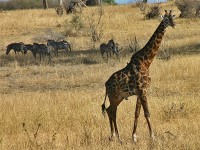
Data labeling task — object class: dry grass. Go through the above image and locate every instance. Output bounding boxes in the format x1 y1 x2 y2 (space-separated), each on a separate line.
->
0 2 200 150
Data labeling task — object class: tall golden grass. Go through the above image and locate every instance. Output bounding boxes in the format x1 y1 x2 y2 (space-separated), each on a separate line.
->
0 2 200 150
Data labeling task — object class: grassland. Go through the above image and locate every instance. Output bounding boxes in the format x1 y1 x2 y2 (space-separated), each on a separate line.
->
0 2 200 150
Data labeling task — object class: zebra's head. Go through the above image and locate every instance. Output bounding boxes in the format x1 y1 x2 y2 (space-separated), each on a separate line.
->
6 46 11 55
33 43 39 49
6 44 13 55
24 44 33 52
113 43 120 55
108 39 115 49
23 45 28 54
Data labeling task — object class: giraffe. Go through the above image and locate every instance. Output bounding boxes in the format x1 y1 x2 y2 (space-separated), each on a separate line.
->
101 10 176 143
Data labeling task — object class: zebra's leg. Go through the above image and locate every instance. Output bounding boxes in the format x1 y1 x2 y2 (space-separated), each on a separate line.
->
109 51 112 57
32 52 36 60
53 48 56 56
56 49 58 57
101 52 104 59
48 54 51 63
115 52 119 59
65 48 68 53
68 44 72 51
39 54 42 62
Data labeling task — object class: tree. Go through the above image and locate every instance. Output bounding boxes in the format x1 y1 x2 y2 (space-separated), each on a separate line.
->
86 0 116 5
59 0 63 5
86 0 102 5
142 0 147 3
43 0 48 9
103 0 115 4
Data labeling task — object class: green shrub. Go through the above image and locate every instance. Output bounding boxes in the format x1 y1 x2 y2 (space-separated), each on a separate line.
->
175 0 200 18
0 0 58 10
103 0 115 4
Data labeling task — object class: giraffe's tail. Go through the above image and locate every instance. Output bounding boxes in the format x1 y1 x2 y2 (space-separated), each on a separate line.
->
101 90 107 117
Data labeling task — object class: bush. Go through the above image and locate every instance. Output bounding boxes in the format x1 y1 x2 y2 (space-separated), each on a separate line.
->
65 14 85 37
175 0 200 18
103 0 115 4
138 3 161 20
0 0 58 10
145 5 160 19
86 0 116 5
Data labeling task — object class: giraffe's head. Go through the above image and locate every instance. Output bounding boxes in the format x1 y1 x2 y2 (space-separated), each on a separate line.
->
161 10 176 29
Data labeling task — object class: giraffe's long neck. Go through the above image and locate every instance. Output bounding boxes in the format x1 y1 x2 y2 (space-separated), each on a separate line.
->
130 21 166 68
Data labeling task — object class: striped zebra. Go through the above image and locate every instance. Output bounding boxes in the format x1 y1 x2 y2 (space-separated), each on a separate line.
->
24 44 33 54
47 39 71 57
6 42 27 55
32 43 51 61
100 39 119 60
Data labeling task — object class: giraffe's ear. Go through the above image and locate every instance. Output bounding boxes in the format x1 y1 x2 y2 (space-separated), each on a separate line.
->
161 15 164 19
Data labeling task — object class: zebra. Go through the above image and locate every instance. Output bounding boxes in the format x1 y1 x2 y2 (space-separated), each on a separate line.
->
100 39 119 60
24 44 34 54
47 39 71 57
6 42 27 55
32 43 51 61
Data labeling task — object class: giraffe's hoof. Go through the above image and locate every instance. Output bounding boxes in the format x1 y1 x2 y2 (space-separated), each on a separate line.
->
118 138 123 144
133 134 137 143
150 133 155 142
109 136 114 141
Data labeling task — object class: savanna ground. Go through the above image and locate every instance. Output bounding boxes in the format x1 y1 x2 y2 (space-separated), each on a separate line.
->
0 2 200 150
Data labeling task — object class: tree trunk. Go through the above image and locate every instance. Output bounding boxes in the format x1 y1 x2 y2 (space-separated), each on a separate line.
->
43 0 48 9
59 0 63 5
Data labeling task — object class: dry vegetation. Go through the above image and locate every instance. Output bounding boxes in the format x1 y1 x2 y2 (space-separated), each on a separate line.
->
0 2 200 150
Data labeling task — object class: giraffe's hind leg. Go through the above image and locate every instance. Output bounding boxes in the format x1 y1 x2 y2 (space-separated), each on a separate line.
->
106 98 123 143
106 106 114 141
112 106 123 143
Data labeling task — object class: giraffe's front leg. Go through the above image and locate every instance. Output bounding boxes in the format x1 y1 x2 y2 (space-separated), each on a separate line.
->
145 117 155 141
138 89 155 141
132 97 142 142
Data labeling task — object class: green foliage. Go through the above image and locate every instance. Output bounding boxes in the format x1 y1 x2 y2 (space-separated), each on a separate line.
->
103 0 115 4
0 0 58 10
65 15 85 37
142 0 147 3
